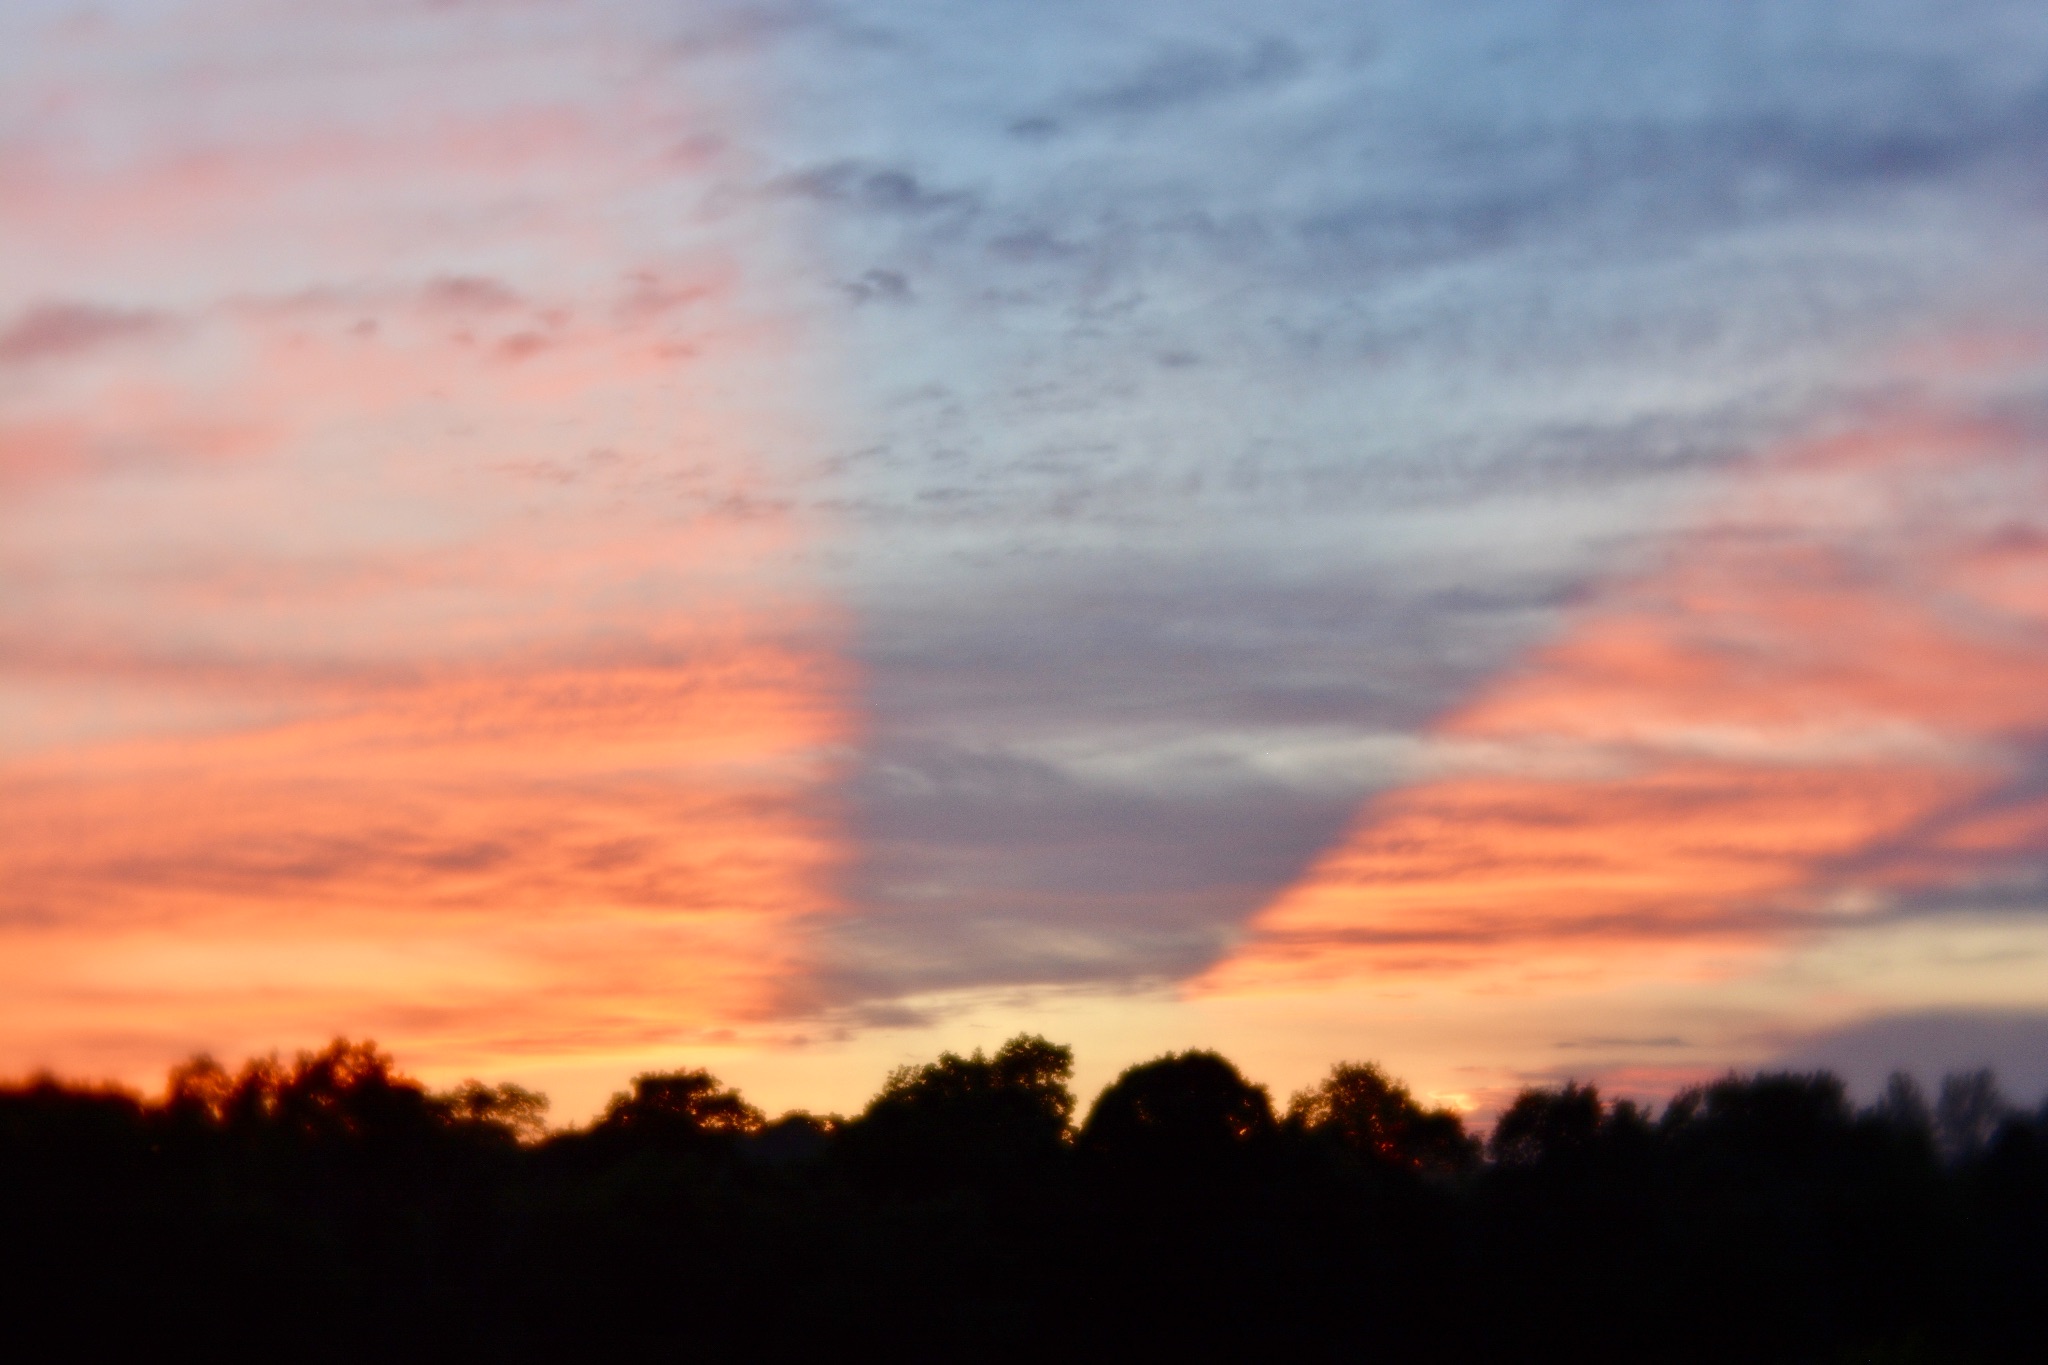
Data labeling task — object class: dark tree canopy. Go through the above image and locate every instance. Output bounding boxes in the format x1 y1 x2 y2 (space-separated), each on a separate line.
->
1488 1080 1609 1167
6 1038 2048 1362
440 1079 551 1142
593 1069 763 1146
868 1032 1074 1126
157 1039 453 1146
1287 1061 1480 1175
842 1033 1074 1188
1658 1071 1859 1183
1935 1068 2013 1163
1079 1049 1276 1173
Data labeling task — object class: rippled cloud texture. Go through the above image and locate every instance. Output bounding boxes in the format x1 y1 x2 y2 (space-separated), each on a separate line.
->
1211 403 2048 988
6 0 2048 1114
1 1 850 1083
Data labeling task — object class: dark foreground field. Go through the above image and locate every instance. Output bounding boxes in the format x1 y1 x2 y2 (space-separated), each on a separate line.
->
5 1036 2044 1362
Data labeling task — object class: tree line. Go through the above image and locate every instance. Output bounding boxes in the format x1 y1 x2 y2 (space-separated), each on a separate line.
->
5 1035 2045 1360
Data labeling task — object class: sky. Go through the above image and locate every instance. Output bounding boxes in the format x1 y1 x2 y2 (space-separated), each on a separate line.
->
6 0 2048 1123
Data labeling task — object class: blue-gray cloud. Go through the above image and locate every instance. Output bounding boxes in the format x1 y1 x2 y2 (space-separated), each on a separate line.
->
709 0 2048 1008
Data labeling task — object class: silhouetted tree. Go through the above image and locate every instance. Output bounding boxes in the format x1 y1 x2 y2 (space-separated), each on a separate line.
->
438 1079 551 1143
1871 1070 1935 1136
163 1052 235 1127
0 1074 150 1171
592 1069 763 1149
1648 1072 1958 1361
746 1110 836 1167
1488 1081 1607 1168
1662 1071 1858 1171
152 1039 450 1153
1935 1068 2011 1164
7 1037 2048 1360
1079 1050 1275 1176
268 1039 445 1144
1476 1080 1662 1348
1287 1061 1479 1176
842 1034 1075 1189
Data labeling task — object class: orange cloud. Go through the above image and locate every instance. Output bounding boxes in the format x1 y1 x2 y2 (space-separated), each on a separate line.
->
0 1 848 1086
0 631 849 1062
1205 412 2048 996
0 306 851 1079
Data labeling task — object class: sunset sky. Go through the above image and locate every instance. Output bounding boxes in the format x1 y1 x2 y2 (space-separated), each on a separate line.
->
7 0 2048 1122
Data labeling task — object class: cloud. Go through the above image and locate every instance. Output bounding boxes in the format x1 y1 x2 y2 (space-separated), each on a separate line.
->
811 552 1580 1003
1 633 846 912
774 161 977 217
732 1 2048 1030
13 0 2048 1099
1068 36 1304 118
0 303 174 365
1204 406 2048 996
0 0 853 1088
841 267 912 304
766 0 2048 543
421 275 523 312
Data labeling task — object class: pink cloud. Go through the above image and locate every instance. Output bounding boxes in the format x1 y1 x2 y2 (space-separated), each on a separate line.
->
1205 408 2048 996
0 303 174 366
0 0 848 1087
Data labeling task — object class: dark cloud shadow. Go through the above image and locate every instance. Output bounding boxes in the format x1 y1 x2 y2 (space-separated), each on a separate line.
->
815 555 1582 1004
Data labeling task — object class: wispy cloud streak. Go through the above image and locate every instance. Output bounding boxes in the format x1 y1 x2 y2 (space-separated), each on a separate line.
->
1207 399 2048 993
0 0 848 1081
